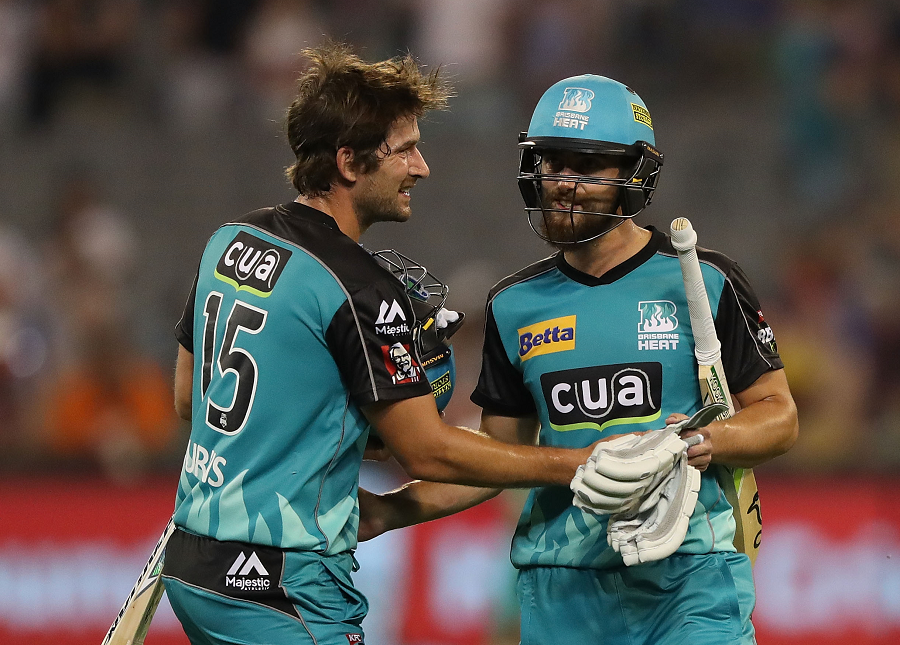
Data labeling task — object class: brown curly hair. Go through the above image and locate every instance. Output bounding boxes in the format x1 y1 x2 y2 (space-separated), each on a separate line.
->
285 42 452 197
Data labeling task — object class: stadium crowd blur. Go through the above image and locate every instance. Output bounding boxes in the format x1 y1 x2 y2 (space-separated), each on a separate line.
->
1 0 899 483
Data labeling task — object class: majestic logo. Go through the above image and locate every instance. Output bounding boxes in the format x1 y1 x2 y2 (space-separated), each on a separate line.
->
225 551 271 591
558 88 594 112
376 300 406 324
540 363 662 433
375 300 411 335
214 231 291 297
637 301 680 351
382 343 421 384
518 315 576 362
632 103 653 129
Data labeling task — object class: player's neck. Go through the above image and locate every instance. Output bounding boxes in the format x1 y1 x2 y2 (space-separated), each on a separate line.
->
562 221 651 279
295 193 364 241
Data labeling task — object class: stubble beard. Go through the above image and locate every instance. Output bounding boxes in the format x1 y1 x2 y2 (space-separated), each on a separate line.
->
540 193 620 247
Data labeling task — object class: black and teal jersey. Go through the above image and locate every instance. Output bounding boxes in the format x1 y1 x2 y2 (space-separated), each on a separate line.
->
173 202 431 554
472 227 782 569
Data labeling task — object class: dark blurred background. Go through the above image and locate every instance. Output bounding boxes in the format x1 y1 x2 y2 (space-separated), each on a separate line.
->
1 1 899 644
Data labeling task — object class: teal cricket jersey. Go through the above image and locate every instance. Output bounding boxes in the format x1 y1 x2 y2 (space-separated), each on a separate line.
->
471 227 782 570
173 202 431 555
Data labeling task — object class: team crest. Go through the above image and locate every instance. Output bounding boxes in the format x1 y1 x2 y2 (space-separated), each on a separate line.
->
638 301 678 332
637 301 680 351
558 88 594 113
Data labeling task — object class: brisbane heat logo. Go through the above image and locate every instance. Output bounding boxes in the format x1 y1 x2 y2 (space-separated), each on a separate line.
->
558 87 594 112
555 88 594 132
637 300 680 351
540 362 662 433
214 231 291 297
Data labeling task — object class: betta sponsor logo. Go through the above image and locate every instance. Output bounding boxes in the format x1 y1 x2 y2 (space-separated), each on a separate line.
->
540 362 662 432
214 231 291 297
518 315 576 361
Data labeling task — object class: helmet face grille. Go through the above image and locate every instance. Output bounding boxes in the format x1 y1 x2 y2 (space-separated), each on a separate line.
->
370 249 451 357
516 143 662 244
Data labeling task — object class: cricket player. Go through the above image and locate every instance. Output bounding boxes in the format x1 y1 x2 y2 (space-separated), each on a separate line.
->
160 45 600 645
358 75 799 644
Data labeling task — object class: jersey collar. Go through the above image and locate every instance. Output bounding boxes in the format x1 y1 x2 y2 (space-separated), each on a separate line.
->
555 226 665 286
276 200 341 231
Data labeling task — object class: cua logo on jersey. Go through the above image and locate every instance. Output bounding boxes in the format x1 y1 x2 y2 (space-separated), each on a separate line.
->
637 301 680 351
214 231 291 297
375 299 411 335
518 316 576 361
540 363 662 433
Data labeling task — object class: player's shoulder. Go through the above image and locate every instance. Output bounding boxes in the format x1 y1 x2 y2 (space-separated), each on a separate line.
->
486 254 559 305
216 203 394 295
655 229 737 277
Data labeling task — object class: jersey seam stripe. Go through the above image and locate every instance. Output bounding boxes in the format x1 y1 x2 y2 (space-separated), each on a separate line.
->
161 575 320 643
705 483 722 555
313 395 351 552
485 261 558 314
486 261 557 375
232 222 380 401
658 250 777 371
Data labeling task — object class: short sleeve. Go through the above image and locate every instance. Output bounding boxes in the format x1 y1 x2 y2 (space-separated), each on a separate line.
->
470 302 538 417
325 279 432 407
175 272 198 352
715 262 784 393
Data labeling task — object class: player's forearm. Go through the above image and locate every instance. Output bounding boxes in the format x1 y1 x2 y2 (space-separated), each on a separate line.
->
376 481 501 532
396 424 586 488
709 393 798 467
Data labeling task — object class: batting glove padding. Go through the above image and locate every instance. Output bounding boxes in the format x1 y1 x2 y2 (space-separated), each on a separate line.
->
607 454 702 566
570 430 689 515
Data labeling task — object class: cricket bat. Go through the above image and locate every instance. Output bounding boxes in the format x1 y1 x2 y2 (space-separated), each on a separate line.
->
670 217 762 567
101 517 176 645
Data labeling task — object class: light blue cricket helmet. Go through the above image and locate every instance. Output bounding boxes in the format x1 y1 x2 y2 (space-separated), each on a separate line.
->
518 74 664 243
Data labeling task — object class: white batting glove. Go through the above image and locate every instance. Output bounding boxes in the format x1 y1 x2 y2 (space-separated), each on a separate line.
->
571 430 689 515
607 453 701 566
434 308 460 330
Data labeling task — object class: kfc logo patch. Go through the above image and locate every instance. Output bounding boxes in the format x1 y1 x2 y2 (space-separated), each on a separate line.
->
382 343 422 384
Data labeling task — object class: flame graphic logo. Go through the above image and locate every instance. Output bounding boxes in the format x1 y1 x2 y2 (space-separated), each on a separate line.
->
638 301 678 332
558 88 595 113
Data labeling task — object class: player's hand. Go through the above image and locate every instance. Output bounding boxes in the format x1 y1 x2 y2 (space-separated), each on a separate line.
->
571 430 687 515
357 489 391 541
665 412 714 472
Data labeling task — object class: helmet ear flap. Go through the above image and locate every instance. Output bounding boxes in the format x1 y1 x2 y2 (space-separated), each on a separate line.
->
621 143 663 217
